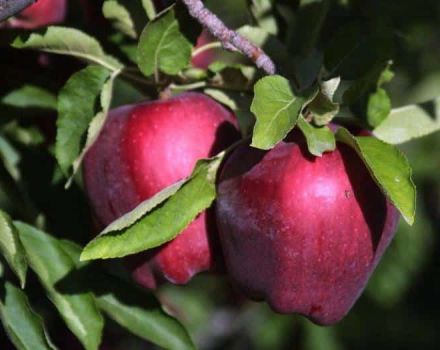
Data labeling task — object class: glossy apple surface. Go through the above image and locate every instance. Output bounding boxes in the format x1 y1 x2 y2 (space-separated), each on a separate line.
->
83 92 239 288
8 0 67 29
216 130 400 325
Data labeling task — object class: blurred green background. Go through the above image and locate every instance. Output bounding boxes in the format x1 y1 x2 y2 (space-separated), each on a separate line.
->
1 0 440 349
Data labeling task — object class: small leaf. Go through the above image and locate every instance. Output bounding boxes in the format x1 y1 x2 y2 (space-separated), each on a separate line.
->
0 135 21 180
81 154 224 260
336 127 416 225
373 97 440 144
0 211 27 288
141 0 157 20
137 8 192 77
12 26 123 71
58 240 196 350
103 0 137 39
367 88 391 127
308 79 340 126
0 282 56 350
297 118 336 156
56 65 112 177
16 223 104 350
251 75 317 150
1 85 57 110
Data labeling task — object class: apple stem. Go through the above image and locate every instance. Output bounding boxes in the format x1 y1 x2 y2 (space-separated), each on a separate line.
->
180 0 276 75
0 0 36 21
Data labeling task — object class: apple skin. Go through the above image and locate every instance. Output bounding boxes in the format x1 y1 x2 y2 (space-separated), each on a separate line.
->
83 92 239 289
192 30 217 69
216 129 400 325
7 0 67 29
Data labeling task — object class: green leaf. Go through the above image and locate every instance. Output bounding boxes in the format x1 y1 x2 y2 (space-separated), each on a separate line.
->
59 241 196 350
251 75 318 150
1 85 57 110
297 118 336 156
336 128 416 225
56 65 112 177
0 282 56 350
249 0 278 34
373 97 440 144
67 70 118 187
16 223 104 350
308 78 340 126
0 135 21 180
12 26 123 71
103 0 137 39
0 211 27 288
367 88 391 127
137 8 192 77
81 154 224 260
141 0 156 20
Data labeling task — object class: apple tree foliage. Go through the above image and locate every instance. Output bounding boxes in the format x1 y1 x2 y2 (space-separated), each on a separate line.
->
0 0 440 349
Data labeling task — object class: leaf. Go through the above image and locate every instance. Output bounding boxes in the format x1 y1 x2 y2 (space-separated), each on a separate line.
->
373 97 440 144
0 210 27 288
67 70 119 186
12 26 123 71
56 65 112 177
0 282 56 350
58 241 196 350
297 118 336 156
103 0 137 39
0 135 21 180
251 75 318 150
81 154 224 260
367 88 391 127
1 85 57 110
249 0 278 34
336 127 416 225
16 222 104 350
137 8 192 77
308 78 341 126
141 0 157 20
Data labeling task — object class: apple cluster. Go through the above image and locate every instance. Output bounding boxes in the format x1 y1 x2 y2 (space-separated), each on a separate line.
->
7 0 400 327
82 92 399 326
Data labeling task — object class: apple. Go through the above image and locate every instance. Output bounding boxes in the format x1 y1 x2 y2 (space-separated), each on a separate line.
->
7 0 67 29
192 30 217 69
83 92 239 289
215 128 400 325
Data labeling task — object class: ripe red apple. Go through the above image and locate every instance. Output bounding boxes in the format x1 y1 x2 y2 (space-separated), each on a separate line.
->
7 0 67 29
83 92 239 289
192 30 217 69
216 129 400 325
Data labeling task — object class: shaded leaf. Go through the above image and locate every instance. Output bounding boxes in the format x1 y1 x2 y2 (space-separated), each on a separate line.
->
367 88 391 127
1 85 57 110
0 210 27 288
59 241 196 350
336 127 415 225
103 0 137 39
0 282 56 350
16 223 104 350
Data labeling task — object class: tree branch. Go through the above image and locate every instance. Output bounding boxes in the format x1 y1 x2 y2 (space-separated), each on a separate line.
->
0 0 36 22
180 0 276 75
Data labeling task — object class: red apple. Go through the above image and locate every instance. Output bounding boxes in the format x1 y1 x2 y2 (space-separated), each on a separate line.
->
83 92 239 289
7 0 67 29
192 30 217 69
216 129 400 325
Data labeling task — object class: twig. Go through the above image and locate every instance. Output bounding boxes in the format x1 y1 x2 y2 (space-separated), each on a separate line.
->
0 0 36 22
180 0 276 75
